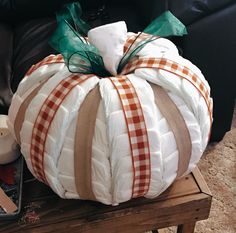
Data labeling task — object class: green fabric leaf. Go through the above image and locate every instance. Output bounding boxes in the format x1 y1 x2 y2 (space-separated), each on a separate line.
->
144 11 187 37
56 2 90 36
49 2 109 77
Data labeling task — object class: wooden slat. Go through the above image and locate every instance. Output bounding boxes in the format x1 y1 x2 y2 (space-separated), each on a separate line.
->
157 174 200 200
192 167 212 196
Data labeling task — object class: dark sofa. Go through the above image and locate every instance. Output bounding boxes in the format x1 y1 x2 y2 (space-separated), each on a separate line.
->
0 0 235 141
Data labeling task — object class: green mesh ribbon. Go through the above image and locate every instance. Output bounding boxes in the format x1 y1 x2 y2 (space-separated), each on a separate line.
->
117 34 159 73
49 3 187 76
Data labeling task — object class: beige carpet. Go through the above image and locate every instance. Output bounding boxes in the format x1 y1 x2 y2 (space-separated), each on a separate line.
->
156 105 236 233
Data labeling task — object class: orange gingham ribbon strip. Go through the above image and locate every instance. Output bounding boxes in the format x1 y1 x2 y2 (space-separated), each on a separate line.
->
109 75 151 198
121 57 213 124
30 73 92 183
26 54 64 76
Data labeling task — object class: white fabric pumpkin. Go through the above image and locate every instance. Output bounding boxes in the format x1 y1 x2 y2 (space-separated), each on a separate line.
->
7 22 212 205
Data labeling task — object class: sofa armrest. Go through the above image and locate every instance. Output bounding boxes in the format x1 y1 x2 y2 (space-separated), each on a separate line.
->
182 3 236 141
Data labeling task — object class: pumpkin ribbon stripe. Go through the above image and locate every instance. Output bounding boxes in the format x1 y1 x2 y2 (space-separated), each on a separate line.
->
121 57 213 124
26 54 64 76
150 84 192 177
74 85 101 201
109 76 151 198
30 74 92 183
14 78 51 144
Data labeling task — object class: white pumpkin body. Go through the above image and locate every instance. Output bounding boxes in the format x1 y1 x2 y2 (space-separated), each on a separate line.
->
8 22 212 205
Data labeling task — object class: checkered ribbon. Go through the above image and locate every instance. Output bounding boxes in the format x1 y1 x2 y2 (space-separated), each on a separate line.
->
121 57 213 123
30 73 92 183
109 76 151 197
26 54 64 76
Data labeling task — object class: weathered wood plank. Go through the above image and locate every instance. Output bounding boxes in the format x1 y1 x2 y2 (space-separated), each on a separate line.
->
192 167 212 196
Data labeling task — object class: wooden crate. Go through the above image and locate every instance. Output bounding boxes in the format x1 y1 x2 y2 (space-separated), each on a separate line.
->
0 167 212 233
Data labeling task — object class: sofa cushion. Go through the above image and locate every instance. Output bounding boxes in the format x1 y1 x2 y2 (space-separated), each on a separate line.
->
0 0 76 23
11 17 58 92
0 23 13 114
105 2 142 32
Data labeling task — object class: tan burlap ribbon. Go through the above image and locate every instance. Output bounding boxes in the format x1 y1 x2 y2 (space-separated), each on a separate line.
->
14 81 47 144
74 85 101 200
150 84 192 178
